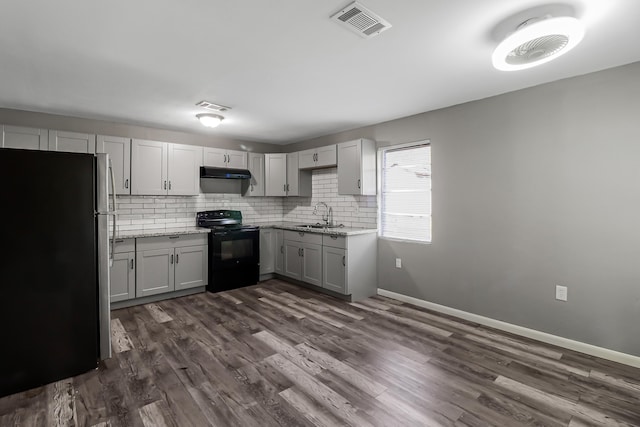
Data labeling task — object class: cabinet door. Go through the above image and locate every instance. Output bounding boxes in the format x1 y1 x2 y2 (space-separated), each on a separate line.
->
97 135 131 195
131 139 168 195
274 230 284 274
298 149 316 169
49 130 96 153
260 228 275 275
110 252 135 302
316 144 337 168
265 153 287 196
246 153 265 197
286 153 300 196
136 248 175 297
301 243 322 287
283 240 302 280
175 245 207 290
2 125 47 150
323 246 347 294
203 147 227 168
337 140 362 195
227 149 248 169
168 143 202 196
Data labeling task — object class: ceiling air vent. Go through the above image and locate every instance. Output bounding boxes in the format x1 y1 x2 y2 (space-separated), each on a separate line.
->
196 100 231 113
331 2 391 38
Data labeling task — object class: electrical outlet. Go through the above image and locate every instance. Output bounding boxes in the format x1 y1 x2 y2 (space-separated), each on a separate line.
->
395 258 402 268
555 285 568 302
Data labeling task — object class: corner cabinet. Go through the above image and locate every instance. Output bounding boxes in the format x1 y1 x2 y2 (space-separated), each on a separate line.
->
136 234 207 298
131 139 202 196
1 125 48 150
203 147 247 169
245 153 265 197
337 139 376 195
97 135 131 195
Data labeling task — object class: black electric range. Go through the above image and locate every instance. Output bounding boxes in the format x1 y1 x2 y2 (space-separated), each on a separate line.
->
196 210 259 292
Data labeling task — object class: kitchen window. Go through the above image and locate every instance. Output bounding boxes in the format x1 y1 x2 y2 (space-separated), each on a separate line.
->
379 141 432 242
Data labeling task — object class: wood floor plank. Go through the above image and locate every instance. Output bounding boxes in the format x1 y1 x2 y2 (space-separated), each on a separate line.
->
3 279 640 427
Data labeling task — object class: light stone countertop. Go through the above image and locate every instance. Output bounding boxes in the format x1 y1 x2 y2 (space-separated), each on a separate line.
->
113 227 211 240
249 221 377 236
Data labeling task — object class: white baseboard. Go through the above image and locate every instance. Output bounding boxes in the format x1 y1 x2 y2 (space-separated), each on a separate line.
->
377 288 640 369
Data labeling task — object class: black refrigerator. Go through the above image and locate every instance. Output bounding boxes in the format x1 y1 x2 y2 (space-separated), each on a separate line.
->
0 148 113 398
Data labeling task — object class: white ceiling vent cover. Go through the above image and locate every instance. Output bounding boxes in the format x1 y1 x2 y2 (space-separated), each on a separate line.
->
331 2 392 38
196 101 231 113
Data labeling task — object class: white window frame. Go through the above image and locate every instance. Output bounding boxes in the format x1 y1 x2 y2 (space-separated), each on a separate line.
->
377 140 432 244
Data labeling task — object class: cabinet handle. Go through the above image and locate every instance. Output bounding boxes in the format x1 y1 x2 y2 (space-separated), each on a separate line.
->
168 181 172 190
342 255 345 266
286 184 290 192
280 245 284 254
283 184 286 192
250 184 254 192
176 253 179 264
170 254 174 264
357 179 361 189
169 235 180 239
298 232 305 237
164 180 167 190
125 179 129 189
330 235 338 240
130 259 134 270
115 239 124 243
300 248 304 257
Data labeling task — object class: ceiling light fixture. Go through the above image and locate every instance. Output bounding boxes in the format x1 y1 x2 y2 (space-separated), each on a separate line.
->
197 113 224 128
492 16 585 71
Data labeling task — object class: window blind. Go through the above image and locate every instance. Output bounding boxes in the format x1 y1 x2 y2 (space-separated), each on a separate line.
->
380 143 431 242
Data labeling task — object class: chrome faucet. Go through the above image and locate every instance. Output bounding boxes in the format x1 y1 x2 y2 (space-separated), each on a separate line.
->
313 202 333 226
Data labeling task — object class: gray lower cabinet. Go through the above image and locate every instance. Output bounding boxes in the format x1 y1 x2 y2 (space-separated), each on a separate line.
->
110 238 136 303
283 231 322 286
322 245 346 294
274 229 284 274
259 228 275 275
136 235 207 298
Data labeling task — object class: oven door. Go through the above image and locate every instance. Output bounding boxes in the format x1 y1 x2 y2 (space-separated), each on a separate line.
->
208 229 259 292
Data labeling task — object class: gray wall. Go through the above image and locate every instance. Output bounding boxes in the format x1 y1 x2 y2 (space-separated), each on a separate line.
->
290 61 640 356
0 108 283 153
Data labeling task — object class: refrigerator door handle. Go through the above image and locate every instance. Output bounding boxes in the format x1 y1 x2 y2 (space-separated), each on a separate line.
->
108 159 118 266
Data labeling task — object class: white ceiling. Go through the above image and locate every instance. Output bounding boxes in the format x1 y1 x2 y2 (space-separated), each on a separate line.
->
1 1 639 144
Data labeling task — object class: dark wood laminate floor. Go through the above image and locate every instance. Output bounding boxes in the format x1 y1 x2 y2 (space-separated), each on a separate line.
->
2 279 640 426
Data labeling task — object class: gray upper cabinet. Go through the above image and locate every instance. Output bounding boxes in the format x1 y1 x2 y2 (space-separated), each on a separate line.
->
337 138 376 196
286 152 311 197
1 125 48 150
299 144 337 169
97 135 131 195
265 153 287 196
48 130 96 153
245 153 265 197
131 139 168 195
203 147 247 169
132 139 201 196
168 143 202 196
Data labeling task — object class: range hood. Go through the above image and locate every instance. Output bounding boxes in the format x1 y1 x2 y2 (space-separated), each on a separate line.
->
200 166 251 179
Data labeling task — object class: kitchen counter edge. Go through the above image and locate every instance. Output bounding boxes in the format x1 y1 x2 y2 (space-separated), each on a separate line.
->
252 222 377 236
113 227 211 240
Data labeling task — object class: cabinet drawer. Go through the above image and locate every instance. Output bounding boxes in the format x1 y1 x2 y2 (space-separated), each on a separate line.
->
112 238 135 253
284 230 322 245
137 234 208 251
322 234 346 249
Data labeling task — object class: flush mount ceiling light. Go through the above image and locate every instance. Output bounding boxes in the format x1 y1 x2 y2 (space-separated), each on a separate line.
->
492 16 585 71
197 113 224 128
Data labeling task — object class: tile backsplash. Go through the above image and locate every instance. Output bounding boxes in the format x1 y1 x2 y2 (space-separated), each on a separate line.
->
283 168 377 228
113 167 377 232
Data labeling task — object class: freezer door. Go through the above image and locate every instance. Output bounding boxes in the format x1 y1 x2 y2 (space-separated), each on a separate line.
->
96 153 112 360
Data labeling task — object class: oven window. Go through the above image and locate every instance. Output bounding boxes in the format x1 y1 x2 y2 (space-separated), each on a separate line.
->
220 238 254 260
